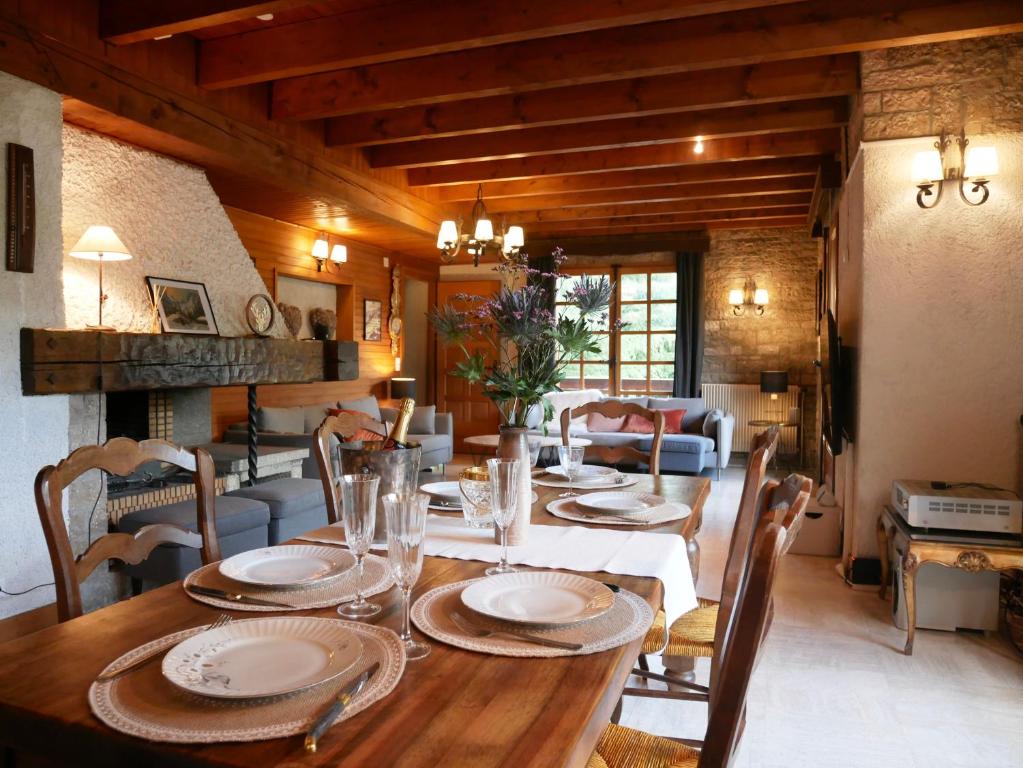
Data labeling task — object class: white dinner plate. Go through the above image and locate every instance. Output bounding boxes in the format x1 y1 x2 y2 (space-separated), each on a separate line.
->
429 490 538 512
574 491 667 516
460 572 614 627
545 465 618 481
420 481 462 503
218 545 354 588
163 617 363 699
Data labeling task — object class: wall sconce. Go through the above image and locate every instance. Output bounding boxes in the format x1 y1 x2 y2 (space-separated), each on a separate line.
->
729 278 768 316
913 129 998 208
312 234 347 272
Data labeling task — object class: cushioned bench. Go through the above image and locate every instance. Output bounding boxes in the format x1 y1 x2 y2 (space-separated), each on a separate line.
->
226 477 328 545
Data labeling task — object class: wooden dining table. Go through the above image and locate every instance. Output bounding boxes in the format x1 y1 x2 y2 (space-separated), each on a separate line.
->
0 474 709 768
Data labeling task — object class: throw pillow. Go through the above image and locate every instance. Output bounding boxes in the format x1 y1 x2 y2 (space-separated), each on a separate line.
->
701 408 724 437
408 405 436 435
302 402 337 433
621 413 655 434
256 406 303 434
586 411 626 432
661 408 687 435
338 395 382 422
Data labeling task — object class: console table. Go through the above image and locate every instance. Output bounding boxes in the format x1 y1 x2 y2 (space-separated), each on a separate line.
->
877 505 1023 655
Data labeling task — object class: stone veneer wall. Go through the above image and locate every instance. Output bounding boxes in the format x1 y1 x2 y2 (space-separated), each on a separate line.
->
704 227 820 467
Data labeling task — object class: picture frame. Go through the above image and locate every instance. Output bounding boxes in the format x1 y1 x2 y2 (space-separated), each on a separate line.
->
146 276 219 336
363 299 382 341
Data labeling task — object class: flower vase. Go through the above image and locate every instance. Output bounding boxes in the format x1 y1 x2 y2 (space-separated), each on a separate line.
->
495 425 531 546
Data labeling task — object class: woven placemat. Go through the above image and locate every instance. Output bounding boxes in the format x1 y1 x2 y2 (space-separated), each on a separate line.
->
411 578 652 657
532 474 639 490
546 499 691 527
183 554 392 612
89 618 405 743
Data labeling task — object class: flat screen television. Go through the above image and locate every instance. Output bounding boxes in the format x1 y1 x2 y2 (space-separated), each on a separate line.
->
820 310 849 457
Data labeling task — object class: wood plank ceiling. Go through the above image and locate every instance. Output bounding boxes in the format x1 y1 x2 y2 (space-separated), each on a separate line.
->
98 0 1023 255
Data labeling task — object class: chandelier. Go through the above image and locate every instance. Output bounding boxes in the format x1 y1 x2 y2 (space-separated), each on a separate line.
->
436 184 525 268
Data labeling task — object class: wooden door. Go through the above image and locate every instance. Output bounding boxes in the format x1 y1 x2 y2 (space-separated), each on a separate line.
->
435 280 500 452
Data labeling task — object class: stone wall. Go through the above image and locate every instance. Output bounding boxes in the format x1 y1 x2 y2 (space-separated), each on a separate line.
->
704 227 820 466
861 33 1023 141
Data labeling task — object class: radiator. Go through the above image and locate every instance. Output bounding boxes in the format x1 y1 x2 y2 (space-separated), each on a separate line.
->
701 383 800 454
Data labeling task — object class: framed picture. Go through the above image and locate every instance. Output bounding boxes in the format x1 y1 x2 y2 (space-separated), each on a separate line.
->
146 276 219 336
363 299 382 341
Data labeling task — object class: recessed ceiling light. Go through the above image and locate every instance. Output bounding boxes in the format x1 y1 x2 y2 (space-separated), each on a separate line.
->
153 34 173 40
256 13 274 21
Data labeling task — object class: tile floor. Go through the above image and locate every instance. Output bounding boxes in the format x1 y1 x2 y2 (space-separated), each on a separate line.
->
442 458 1023 766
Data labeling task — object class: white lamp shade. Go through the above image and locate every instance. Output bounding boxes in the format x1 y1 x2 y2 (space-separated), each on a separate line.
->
753 288 769 306
504 225 524 249
312 237 329 260
964 145 998 178
330 243 347 263
437 220 459 248
69 226 131 261
912 150 943 183
474 217 494 242
728 289 744 306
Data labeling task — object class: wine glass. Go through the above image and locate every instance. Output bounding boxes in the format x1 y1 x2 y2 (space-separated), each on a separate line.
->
383 492 431 661
485 458 520 577
337 473 382 619
557 445 585 498
527 439 543 469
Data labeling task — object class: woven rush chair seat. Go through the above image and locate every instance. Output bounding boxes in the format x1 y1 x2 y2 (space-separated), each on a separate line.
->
640 597 718 656
588 723 699 768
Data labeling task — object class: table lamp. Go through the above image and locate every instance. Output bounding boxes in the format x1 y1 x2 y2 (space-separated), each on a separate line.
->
69 226 132 331
390 377 416 401
760 370 788 418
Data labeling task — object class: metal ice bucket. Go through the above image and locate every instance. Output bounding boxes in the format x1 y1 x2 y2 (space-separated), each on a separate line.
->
337 440 422 542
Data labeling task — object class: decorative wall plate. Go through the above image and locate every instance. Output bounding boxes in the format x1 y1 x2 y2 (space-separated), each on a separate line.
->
246 294 275 336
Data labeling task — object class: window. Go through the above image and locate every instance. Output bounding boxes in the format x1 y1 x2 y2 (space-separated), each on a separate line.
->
555 267 677 395
556 272 611 391
618 270 677 395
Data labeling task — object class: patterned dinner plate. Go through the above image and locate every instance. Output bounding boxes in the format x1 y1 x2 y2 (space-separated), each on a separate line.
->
162 617 363 699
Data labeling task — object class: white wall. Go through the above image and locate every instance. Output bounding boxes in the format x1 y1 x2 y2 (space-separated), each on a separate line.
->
0 73 70 619
845 134 1023 557
62 125 286 338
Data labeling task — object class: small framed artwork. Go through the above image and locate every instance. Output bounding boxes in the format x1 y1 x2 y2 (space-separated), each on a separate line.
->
146 276 219 336
364 299 382 341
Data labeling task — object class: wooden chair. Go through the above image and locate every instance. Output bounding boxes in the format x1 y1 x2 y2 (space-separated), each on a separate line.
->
629 427 780 697
35 437 220 623
561 401 666 476
588 519 790 768
314 411 385 524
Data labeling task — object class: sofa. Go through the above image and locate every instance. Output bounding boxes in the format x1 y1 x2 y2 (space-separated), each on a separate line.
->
528 389 734 478
223 395 454 479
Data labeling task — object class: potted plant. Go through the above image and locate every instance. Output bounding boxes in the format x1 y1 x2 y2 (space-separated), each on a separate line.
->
430 249 614 542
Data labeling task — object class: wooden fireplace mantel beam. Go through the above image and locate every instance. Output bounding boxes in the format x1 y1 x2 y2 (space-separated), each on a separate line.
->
20 329 358 396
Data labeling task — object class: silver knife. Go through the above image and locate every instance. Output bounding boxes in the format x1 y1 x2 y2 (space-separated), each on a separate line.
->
186 584 293 608
304 662 380 753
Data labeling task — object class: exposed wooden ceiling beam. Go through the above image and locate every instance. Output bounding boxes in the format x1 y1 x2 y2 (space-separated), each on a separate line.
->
527 206 808 232
434 156 825 201
366 98 847 168
477 176 816 213
511 193 812 224
199 0 798 89
528 231 713 256
407 131 840 186
271 0 1023 119
99 0 310 45
535 216 807 241
326 55 858 146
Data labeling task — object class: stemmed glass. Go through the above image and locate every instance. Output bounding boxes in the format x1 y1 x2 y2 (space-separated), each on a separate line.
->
485 458 520 577
383 492 431 661
557 445 584 498
337 473 382 619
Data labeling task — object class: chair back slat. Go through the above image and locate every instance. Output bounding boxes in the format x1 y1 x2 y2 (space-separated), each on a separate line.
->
314 411 382 524
560 401 665 476
699 522 787 768
34 437 219 622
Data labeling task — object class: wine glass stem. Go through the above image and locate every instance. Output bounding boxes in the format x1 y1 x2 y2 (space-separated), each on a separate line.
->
499 525 509 570
400 586 413 643
353 554 365 605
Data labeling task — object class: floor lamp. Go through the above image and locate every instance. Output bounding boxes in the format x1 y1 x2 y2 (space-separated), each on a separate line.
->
69 226 132 331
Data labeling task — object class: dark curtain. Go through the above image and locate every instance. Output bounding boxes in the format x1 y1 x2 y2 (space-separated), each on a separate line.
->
529 253 557 315
673 251 705 398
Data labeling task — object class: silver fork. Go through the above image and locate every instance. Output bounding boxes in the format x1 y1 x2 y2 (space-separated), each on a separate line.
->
450 611 583 651
96 613 233 682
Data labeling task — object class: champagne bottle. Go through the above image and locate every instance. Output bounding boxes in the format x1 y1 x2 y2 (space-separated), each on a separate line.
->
383 397 415 450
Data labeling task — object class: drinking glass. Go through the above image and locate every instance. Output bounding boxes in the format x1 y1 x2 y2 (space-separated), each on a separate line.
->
558 445 585 498
527 439 543 468
458 465 494 529
337 473 382 619
485 458 520 577
383 492 431 660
